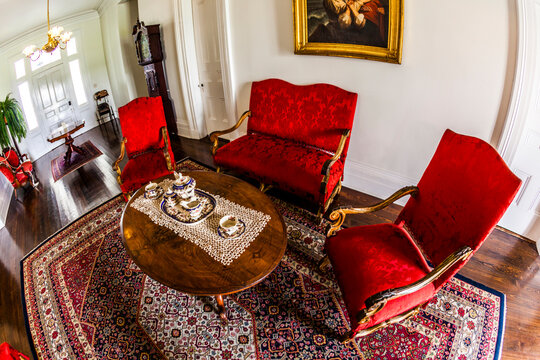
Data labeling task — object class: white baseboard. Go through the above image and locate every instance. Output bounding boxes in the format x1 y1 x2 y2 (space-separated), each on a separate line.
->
177 123 201 139
342 159 418 206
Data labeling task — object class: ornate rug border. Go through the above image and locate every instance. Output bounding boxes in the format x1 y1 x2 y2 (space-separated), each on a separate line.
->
19 156 507 360
20 194 124 360
453 273 506 360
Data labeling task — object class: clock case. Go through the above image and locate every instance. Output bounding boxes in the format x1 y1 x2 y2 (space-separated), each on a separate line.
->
132 19 177 135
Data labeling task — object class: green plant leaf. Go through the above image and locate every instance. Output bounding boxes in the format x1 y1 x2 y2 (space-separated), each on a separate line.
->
0 93 27 149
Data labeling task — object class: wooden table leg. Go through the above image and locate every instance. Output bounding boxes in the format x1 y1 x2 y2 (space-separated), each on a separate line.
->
215 295 228 323
63 134 85 166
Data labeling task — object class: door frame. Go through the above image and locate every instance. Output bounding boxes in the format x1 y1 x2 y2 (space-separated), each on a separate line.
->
497 0 536 163
173 0 236 139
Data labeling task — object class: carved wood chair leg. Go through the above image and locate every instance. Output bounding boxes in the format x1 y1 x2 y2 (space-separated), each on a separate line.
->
340 330 355 344
318 256 330 271
315 205 325 225
259 183 272 193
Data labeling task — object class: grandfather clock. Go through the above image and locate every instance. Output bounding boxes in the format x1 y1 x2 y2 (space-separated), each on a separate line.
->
132 19 177 135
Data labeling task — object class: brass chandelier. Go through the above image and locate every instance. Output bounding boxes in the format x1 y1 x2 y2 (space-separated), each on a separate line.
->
23 0 72 61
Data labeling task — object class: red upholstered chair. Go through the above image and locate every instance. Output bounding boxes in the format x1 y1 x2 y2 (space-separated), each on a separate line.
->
113 97 175 200
0 148 39 200
0 342 30 360
323 129 521 343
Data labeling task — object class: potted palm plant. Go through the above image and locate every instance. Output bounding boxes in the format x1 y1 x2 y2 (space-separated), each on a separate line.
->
0 94 27 157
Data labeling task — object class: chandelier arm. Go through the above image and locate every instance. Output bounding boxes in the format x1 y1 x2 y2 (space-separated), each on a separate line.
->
23 0 70 60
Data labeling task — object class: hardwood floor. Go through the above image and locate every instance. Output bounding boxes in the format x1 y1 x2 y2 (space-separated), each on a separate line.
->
0 124 538 359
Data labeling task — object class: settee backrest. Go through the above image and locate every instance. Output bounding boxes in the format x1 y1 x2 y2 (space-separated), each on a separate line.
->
248 79 358 159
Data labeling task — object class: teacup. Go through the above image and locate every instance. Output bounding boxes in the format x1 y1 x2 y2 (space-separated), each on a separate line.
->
145 182 161 199
182 198 203 219
163 189 179 206
219 215 240 236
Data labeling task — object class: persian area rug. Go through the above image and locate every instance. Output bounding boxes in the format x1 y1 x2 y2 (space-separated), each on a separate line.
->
51 141 103 182
21 159 505 360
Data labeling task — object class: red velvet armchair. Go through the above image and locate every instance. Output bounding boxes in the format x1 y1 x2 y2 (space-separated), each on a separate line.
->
0 342 29 360
210 79 357 217
113 97 175 200
0 148 39 200
323 129 521 342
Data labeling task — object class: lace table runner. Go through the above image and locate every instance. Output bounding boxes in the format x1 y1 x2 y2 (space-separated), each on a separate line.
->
130 179 271 266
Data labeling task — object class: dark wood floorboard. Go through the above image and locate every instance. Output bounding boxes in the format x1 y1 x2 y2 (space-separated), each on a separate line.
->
0 124 538 359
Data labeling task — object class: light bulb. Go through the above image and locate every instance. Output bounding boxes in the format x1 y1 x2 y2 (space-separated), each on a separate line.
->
23 45 37 57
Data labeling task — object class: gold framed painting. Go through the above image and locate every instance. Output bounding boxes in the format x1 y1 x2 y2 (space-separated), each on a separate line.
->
293 0 404 64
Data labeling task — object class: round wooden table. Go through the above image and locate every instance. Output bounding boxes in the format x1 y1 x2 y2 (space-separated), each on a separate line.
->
121 171 287 322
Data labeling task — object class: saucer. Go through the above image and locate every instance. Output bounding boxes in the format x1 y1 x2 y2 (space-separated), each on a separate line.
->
217 219 246 239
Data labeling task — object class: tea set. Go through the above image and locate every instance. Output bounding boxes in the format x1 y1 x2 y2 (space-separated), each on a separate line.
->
145 172 243 237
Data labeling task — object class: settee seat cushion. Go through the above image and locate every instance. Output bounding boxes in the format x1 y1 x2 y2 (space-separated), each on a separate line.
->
325 223 435 332
214 134 343 204
120 150 172 195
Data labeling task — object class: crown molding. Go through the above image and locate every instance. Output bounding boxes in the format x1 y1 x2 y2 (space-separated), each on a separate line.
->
97 0 122 16
0 10 99 54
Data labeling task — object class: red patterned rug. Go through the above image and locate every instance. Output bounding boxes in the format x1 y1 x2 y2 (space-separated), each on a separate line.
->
21 159 505 359
51 141 103 182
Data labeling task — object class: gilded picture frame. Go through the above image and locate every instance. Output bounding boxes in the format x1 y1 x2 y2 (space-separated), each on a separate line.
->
293 0 404 64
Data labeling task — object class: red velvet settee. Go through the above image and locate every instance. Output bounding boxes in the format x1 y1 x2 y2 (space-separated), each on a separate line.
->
210 79 358 216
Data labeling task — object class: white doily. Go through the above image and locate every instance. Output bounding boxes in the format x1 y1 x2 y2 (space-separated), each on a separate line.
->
131 179 271 266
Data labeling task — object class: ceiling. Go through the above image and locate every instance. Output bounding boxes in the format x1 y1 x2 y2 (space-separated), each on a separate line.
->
0 0 103 45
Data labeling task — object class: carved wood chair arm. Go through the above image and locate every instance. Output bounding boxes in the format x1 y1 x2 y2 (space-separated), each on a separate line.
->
112 137 127 180
209 110 251 156
321 129 351 177
327 186 418 236
357 246 473 323
161 127 174 172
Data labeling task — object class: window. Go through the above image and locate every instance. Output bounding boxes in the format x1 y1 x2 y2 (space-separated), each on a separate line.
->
17 82 38 130
14 59 25 79
30 47 61 72
66 38 77 56
68 59 87 105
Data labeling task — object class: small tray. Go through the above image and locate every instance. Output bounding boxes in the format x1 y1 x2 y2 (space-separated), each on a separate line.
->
217 219 246 239
160 189 216 225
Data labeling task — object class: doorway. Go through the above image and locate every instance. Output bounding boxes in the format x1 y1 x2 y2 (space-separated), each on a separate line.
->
26 64 76 159
497 0 540 254
174 0 235 139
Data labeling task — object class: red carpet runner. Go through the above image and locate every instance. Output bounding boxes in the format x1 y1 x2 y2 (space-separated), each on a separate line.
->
21 159 505 359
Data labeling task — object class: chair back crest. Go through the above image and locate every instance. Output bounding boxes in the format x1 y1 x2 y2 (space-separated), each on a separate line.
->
396 129 521 285
118 97 172 159
3 148 20 168
247 79 357 158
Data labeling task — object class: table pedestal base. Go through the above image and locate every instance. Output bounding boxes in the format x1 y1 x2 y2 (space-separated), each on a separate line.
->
215 295 228 323
63 134 85 166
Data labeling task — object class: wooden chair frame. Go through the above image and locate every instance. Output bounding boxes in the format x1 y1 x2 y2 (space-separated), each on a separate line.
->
112 126 174 200
323 186 474 342
0 160 39 201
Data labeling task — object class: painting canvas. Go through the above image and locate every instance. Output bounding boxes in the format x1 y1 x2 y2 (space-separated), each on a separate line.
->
294 0 403 63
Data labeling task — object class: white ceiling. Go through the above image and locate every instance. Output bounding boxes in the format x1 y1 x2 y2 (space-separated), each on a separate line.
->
0 0 103 45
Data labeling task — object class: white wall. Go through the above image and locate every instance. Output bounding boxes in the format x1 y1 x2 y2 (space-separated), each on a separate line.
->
226 0 515 199
138 0 190 136
100 0 146 108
